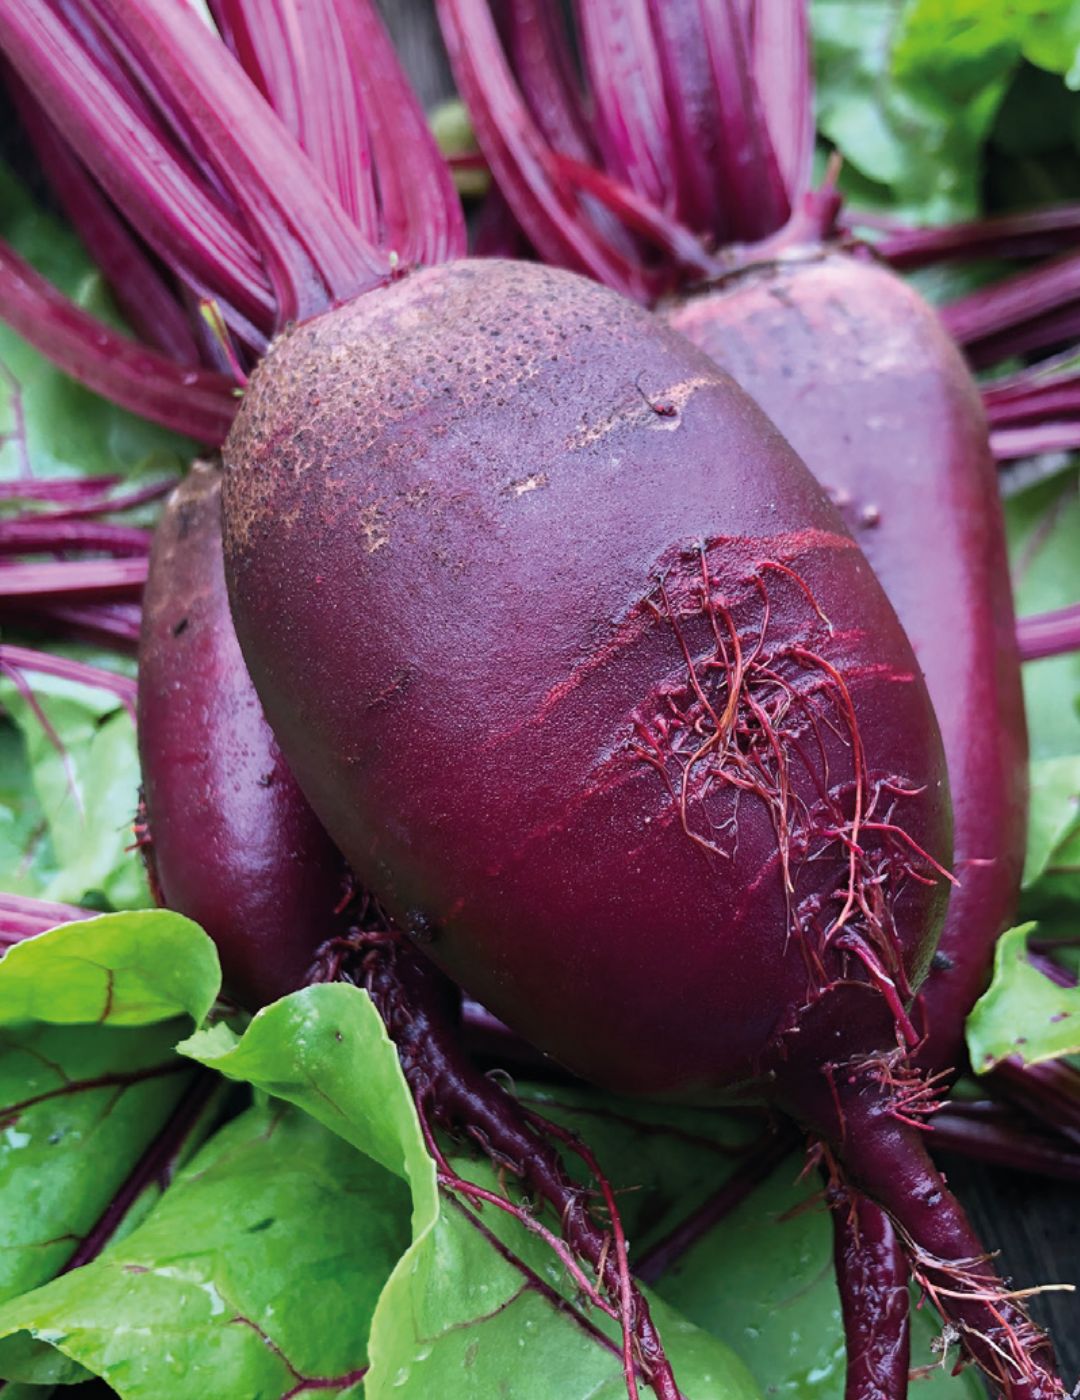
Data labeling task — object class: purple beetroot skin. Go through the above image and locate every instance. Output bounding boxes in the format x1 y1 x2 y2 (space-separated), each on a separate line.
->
222 257 950 1098
138 462 348 1007
666 252 1028 1075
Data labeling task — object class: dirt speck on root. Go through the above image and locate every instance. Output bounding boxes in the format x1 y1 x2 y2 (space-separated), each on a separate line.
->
505 472 549 497
567 374 713 449
356 501 389 554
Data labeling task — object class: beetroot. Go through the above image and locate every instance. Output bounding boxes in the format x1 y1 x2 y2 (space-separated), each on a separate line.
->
435 0 1029 1083
431 8 1052 1391
137 462 348 1007
665 253 1029 1075
222 256 949 1096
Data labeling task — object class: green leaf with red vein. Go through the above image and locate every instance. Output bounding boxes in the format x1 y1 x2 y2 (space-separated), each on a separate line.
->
0 1101 407 1397
181 984 761 1400
0 912 220 1323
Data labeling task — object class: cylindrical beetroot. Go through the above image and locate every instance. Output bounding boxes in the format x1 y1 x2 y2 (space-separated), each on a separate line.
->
222 257 951 1098
138 462 348 1007
666 252 1028 1074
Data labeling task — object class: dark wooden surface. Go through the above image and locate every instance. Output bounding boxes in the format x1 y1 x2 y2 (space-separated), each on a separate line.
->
3 0 1076 1390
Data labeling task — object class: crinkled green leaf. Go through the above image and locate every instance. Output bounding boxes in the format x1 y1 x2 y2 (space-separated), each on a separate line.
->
0 1101 409 1398
813 1 1080 220
1022 757 1080 893
182 985 761 1400
1011 0 1080 86
179 985 432 1195
967 924 1080 1070
0 672 148 910
0 912 220 1316
0 165 190 485
812 0 1013 220
657 1154 982 1400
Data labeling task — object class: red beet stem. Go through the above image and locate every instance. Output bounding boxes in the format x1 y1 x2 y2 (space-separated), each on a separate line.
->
829 1185 910 1400
970 306 1080 374
942 254 1080 350
0 0 274 329
0 642 136 719
1016 603 1080 662
930 1102 1080 1184
323 0 465 268
549 152 721 281
10 74 201 366
873 205 1080 271
0 476 119 502
436 0 655 301
694 0 790 242
0 555 147 602
984 386 1080 426
212 0 465 268
992 422 1080 463
504 0 599 166
745 1 813 210
210 0 381 242
8 600 142 654
991 1058 1080 1151
89 0 389 322
0 477 173 519
0 520 151 558
0 891 96 949
981 347 1080 408
575 0 677 215
0 238 237 443
642 0 729 236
